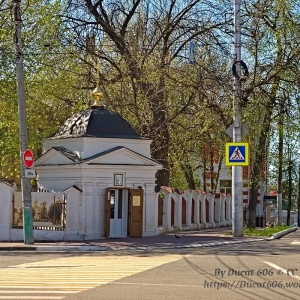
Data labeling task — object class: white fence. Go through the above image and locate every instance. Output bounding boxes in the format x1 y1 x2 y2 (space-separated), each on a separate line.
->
157 187 232 233
0 180 232 241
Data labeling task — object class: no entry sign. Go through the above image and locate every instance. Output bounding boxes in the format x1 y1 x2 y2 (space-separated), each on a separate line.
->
23 149 34 168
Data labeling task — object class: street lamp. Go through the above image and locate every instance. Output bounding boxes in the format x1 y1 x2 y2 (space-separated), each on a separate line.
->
13 0 34 244
232 0 243 237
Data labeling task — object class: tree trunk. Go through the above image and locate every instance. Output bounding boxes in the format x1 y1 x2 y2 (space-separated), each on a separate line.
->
139 81 170 186
298 164 300 226
209 141 214 191
248 186 258 228
277 100 284 225
179 162 196 190
247 110 272 228
202 145 207 192
214 154 223 193
247 72 279 228
287 157 292 226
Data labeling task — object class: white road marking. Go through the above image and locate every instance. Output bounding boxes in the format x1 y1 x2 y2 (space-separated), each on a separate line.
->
263 261 300 281
291 240 300 245
0 255 184 299
0 297 64 300
0 291 74 294
110 282 201 288
0 286 91 290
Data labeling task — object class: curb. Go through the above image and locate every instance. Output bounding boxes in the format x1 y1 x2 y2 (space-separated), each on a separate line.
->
268 226 299 240
34 238 263 252
0 239 263 252
36 245 111 252
0 246 37 251
1 228 297 252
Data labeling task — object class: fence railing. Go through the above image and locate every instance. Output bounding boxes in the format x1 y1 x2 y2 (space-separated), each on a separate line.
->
13 192 66 230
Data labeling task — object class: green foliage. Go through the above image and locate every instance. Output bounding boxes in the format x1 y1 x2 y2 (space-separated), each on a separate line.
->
243 226 290 237
224 225 290 237
0 0 89 180
1 0 300 197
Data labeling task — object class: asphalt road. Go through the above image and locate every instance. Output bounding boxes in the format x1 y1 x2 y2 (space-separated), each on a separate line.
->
0 231 299 300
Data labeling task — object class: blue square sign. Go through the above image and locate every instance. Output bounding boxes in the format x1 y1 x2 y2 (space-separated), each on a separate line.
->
225 143 249 166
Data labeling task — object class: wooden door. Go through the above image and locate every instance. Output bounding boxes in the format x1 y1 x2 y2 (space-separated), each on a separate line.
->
129 189 143 237
104 188 111 237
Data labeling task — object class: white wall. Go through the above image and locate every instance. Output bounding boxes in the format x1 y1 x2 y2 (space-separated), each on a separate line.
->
0 181 16 241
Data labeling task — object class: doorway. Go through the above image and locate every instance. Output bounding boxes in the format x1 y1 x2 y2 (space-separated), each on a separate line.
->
129 189 143 237
105 188 143 238
106 189 128 238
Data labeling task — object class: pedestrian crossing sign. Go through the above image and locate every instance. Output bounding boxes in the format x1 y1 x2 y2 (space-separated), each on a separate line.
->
225 143 249 166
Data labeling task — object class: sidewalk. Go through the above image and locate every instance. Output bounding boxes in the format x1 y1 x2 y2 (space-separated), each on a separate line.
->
0 227 267 252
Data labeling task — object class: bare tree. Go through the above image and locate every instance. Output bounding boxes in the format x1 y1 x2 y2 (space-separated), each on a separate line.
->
63 0 229 186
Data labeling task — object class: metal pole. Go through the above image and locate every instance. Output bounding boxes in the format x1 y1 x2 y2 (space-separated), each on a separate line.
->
13 0 34 244
232 0 243 237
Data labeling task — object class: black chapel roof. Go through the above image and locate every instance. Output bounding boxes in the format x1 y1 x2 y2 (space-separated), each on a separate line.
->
49 107 142 140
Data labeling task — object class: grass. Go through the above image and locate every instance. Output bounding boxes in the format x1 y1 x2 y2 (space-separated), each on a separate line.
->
224 225 290 237
243 225 289 237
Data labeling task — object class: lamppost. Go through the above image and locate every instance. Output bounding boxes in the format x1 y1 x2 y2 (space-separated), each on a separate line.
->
232 0 243 237
13 0 34 244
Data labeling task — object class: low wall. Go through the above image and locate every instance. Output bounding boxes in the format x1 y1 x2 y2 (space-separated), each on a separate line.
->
2 183 232 241
157 188 232 234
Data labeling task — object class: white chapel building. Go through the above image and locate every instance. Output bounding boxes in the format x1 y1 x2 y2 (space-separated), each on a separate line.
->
34 88 162 240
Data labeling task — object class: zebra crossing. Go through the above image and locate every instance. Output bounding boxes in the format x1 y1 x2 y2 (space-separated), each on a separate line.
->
0 254 183 299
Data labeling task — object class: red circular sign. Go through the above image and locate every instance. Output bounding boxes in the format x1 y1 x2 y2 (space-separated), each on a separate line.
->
23 149 34 168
